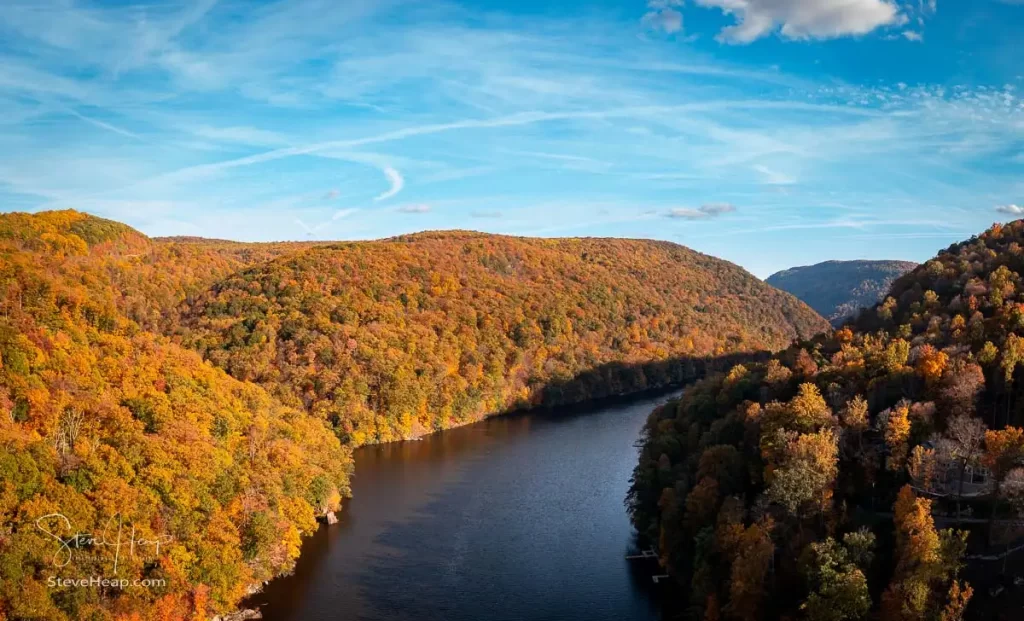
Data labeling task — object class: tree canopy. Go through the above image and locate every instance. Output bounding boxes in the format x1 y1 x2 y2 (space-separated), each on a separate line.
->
628 219 1024 619
179 230 826 445
0 211 349 620
0 210 827 619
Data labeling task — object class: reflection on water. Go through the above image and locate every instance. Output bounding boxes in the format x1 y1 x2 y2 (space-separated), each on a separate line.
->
246 392 679 621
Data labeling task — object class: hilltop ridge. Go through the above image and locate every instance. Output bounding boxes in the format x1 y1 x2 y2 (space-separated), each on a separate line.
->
181 231 828 445
767 259 918 325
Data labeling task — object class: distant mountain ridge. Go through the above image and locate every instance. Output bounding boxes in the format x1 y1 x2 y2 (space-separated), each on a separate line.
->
766 259 918 326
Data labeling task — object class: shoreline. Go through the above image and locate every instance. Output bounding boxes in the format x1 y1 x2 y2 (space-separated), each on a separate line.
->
234 382 698 621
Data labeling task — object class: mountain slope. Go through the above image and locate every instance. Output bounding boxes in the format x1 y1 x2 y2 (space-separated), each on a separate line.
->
181 231 829 445
628 221 1024 620
766 260 917 326
0 211 350 620
0 211 827 620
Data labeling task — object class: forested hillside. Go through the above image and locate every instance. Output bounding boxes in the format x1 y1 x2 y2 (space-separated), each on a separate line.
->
0 211 350 620
629 221 1024 620
0 210 827 620
179 231 828 445
766 260 918 326
110 236 323 335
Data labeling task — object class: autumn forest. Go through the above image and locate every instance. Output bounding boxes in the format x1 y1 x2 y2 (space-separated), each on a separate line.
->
0 209 826 620
8 209 1024 621
629 220 1024 621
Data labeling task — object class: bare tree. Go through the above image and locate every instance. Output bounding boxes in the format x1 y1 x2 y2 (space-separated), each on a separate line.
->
247 422 267 465
939 414 987 523
53 408 85 463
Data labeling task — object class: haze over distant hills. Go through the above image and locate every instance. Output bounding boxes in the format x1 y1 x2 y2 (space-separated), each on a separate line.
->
766 260 919 326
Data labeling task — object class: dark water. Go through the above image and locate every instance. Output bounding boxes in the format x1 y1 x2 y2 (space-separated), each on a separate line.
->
245 392 677 621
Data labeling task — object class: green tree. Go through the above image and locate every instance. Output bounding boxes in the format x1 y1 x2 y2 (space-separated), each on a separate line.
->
799 538 871 621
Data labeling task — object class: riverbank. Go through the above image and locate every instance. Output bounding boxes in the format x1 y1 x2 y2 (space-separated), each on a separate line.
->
242 390 682 621
354 350 763 447
227 355 760 620
221 376 713 620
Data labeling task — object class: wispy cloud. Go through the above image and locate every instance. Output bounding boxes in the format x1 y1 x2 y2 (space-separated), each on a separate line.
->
397 203 430 213
374 166 405 201
294 218 327 236
332 208 359 220
997 204 1024 215
0 0 1019 276
753 164 797 185
113 99 887 193
189 125 288 146
420 166 495 184
700 203 737 216
666 203 738 220
504 150 608 165
66 109 143 141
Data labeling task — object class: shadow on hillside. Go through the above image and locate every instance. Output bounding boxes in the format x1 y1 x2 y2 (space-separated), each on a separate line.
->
523 351 769 416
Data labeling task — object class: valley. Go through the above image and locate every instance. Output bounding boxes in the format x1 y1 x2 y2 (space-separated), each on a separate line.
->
7 210 1024 621
0 210 822 620
3 2 1019 619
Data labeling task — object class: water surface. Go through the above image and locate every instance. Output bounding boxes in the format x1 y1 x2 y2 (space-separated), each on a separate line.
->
247 392 676 621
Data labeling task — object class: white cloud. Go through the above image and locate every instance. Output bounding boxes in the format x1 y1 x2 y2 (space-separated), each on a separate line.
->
373 166 405 201
397 203 430 213
692 0 904 44
666 203 737 219
996 204 1024 215
331 208 358 220
643 0 684 34
471 210 503 218
902 30 923 41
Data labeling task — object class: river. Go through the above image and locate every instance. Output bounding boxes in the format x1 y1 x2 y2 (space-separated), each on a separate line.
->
245 391 678 621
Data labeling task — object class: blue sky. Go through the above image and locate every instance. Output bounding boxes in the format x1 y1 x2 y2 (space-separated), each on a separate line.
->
0 0 1022 277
